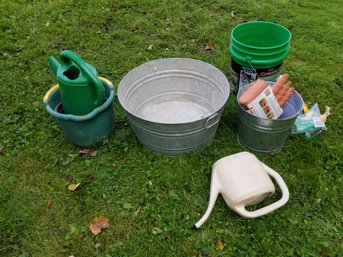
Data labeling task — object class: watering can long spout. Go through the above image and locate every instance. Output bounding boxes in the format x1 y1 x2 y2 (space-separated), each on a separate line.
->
194 174 220 229
48 56 60 75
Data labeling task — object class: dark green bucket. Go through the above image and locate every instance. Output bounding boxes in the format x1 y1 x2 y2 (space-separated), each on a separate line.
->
229 21 291 92
44 77 115 146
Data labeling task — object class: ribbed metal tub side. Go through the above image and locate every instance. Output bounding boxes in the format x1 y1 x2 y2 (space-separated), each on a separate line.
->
237 91 303 153
126 107 224 155
118 58 230 155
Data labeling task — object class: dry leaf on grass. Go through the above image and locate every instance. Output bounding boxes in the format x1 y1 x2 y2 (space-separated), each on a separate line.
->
65 176 80 191
203 42 214 51
216 240 224 252
79 148 97 158
89 217 110 236
147 44 153 51
67 183 80 191
132 206 142 217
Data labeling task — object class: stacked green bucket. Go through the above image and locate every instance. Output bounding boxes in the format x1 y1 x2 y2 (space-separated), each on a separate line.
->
229 21 292 92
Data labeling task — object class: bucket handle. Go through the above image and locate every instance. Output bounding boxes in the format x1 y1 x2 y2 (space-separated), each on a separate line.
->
60 50 105 107
245 58 262 80
205 113 219 129
234 163 289 218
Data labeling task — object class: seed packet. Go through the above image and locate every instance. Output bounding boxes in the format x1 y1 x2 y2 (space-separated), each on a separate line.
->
246 85 283 119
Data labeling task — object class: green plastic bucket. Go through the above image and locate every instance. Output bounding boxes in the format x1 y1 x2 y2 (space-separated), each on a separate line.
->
44 77 115 146
229 21 291 92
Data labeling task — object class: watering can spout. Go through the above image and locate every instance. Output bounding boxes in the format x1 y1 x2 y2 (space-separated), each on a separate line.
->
194 174 220 229
48 56 60 76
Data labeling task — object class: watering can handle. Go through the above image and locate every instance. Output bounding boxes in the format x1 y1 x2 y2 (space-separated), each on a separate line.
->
235 163 289 218
60 50 104 106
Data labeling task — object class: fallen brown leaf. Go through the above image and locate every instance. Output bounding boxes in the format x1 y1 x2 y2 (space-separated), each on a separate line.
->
203 42 214 51
79 148 97 158
132 206 142 217
89 217 110 236
79 148 90 154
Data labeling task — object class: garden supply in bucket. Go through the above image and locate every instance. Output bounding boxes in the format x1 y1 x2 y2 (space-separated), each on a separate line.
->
239 74 294 119
229 21 291 92
237 81 303 153
239 79 282 119
118 58 230 155
195 152 289 228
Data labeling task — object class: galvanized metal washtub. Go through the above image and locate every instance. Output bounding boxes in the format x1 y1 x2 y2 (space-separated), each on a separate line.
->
237 83 303 153
118 58 230 155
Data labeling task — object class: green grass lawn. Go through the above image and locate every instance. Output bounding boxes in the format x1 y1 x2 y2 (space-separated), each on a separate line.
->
1 0 342 256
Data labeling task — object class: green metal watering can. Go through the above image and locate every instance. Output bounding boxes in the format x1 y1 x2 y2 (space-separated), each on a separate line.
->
48 50 105 115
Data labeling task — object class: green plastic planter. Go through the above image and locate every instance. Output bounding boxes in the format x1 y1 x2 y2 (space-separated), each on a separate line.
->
44 77 115 146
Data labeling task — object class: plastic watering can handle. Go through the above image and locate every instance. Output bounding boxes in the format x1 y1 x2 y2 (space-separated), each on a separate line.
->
235 163 290 218
60 50 104 106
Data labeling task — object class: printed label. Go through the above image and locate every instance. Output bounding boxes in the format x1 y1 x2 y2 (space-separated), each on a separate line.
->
247 86 283 119
230 58 283 93
238 67 257 93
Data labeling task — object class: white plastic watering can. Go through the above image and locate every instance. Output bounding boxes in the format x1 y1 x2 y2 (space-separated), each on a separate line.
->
195 152 289 228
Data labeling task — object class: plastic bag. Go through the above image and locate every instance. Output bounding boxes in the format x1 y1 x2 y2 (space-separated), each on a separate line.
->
292 103 327 137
